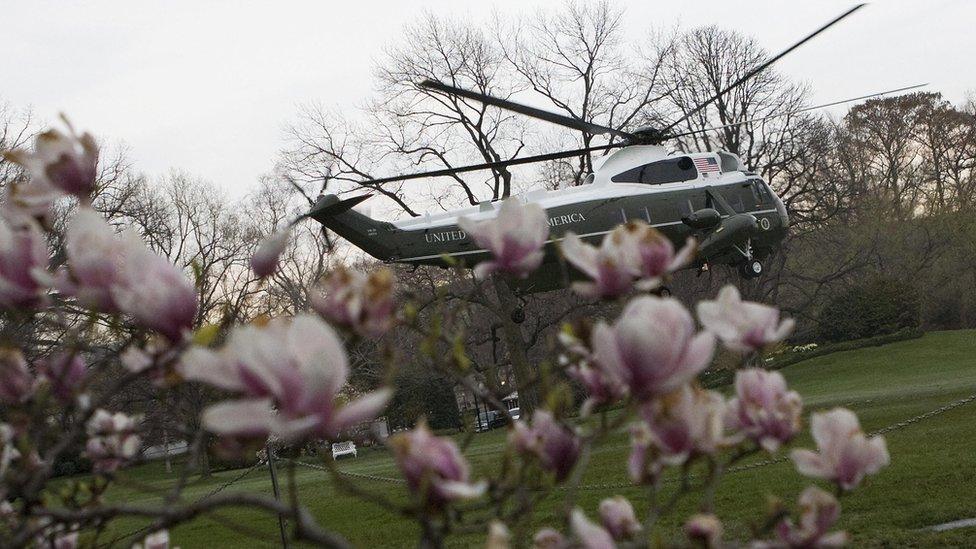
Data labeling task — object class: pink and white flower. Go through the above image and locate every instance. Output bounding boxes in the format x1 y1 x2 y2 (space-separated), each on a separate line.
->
631 385 728 471
0 348 33 404
56 207 127 312
561 222 694 298
311 266 396 338
0 424 21 478
181 314 390 441
0 215 49 309
38 352 86 403
458 197 549 279
510 410 581 482
486 521 511 549
790 408 889 491
598 496 641 541
112 234 198 342
685 513 723 548
629 224 695 288
134 530 171 549
766 486 849 548
591 296 715 401
85 409 141 473
250 228 291 278
390 421 485 509
532 528 566 549
726 368 802 452
570 508 615 549
561 230 637 299
4 117 98 200
697 285 795 353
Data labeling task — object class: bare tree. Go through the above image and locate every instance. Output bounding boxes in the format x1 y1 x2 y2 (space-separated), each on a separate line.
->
498 1 674 186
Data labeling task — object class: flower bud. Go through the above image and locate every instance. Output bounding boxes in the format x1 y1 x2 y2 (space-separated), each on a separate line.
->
0 348 33 404
684 513 723 548
598 496 641 541
250 228 290 278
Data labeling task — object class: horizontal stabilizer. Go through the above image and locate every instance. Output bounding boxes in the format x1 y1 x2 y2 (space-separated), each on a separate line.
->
309 193 373 218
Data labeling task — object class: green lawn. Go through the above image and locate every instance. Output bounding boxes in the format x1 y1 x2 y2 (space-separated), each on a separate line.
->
93 330 976 547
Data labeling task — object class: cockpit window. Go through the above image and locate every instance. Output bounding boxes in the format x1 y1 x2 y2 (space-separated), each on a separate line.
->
611 157 698 185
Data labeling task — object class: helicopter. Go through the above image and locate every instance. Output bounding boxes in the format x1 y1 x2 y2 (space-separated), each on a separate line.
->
307 4 919 292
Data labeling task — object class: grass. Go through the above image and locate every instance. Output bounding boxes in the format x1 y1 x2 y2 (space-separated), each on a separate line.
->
89 330 976 547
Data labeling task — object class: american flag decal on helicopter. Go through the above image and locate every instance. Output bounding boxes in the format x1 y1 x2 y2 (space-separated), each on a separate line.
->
694 156 720 174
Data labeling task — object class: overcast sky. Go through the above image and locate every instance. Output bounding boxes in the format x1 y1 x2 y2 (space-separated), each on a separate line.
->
4 0 973 198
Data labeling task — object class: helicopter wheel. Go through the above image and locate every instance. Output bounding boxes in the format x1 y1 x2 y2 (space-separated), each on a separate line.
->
656 286 672 298
739 259 763 279
510 307 526 324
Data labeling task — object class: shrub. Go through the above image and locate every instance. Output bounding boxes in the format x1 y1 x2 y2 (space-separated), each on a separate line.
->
817 278 920 342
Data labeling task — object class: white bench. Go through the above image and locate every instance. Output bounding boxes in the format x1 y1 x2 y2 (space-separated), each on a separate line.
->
331 441 357 460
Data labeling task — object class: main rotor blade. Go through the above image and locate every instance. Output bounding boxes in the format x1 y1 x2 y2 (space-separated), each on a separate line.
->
667 83 928 139
661 4 867 135
360 144 623 186
419 79 637 141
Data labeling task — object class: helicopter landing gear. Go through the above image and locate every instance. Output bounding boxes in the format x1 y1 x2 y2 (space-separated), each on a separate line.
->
739 259 763 279
656 286 672 298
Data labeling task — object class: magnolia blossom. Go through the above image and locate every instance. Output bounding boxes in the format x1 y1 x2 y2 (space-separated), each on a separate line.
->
598 496 641 542
52 531 80 549
510 410 581 482
486 521 511 549
390 421 485 509
0 348 33 404
55 207 126 311
561 222 694 298
4 117 98 199
0 424 21 478
791 408 889 491
568 362 627 417
727 368 802 452
85 409 141 473
631 385 728 470
457 197 549 279
38 353 86 403
560 328 626 415
1 181 60 227
112 235 198 342
629 224 695 286
570 508 615 549
0 215 48 309
698 285 795 353
311 266 396 338
182 314 390 441
762 486 848 548
250 228 291 278
591 296 715 401
532 529 566 549
134 530 171 549
685 513 723 548
561 230 637 299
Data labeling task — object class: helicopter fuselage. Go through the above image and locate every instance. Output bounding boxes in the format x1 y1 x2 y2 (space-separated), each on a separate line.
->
309 146 789 286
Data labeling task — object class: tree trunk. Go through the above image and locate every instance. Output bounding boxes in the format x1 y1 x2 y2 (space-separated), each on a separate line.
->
492 278 539 416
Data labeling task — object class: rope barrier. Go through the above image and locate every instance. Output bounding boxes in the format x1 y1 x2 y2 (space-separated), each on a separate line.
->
99 459 267 547
291 391 976 491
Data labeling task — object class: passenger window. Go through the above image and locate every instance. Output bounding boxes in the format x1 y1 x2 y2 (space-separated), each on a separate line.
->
611 157 698 185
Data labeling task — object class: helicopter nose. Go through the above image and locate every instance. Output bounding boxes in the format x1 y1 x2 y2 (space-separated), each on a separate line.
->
772 191 789 230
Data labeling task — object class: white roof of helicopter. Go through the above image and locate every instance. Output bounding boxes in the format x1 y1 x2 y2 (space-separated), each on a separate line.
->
391 146 749 230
